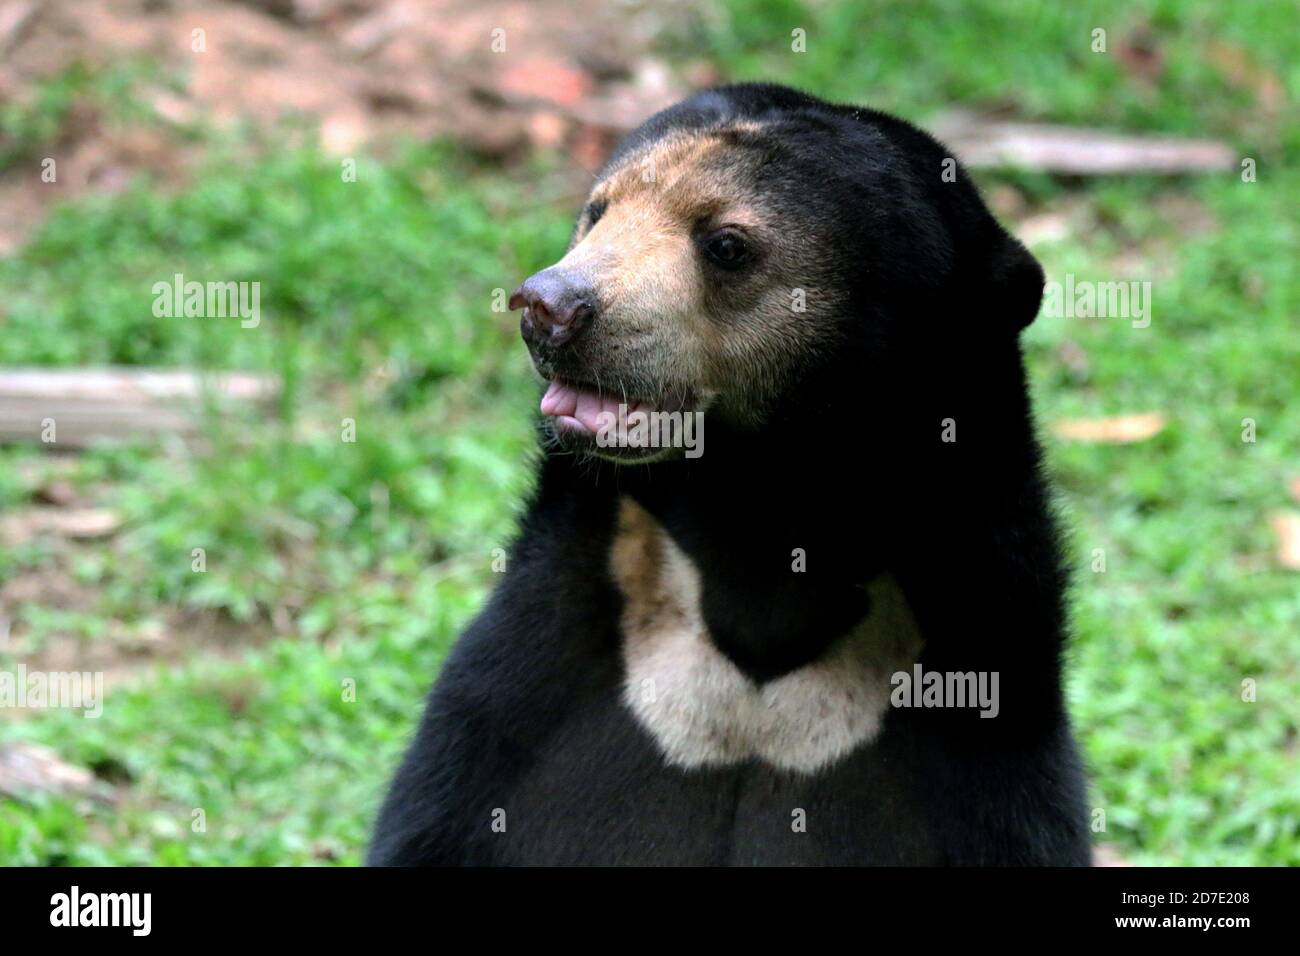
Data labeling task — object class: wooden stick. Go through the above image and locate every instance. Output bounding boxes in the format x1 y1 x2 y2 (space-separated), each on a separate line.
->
0 367 279 447
929 113 1238 174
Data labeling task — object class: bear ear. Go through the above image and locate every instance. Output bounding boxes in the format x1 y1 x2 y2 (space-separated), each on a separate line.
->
986 233 1045 332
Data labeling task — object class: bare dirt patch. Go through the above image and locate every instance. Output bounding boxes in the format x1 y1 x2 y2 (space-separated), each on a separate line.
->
0 0 692 250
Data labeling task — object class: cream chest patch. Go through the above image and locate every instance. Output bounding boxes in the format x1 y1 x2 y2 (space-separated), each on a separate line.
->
609 498 924 775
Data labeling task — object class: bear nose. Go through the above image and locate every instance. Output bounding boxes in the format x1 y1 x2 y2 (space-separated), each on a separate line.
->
509 269 595 350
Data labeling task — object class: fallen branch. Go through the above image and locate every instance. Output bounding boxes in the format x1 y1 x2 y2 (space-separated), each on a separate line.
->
0 367 280 448
929 112 1238 175
0 742 113 804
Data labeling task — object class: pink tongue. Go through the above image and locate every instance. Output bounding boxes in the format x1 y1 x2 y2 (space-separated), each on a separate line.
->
540 380 642 432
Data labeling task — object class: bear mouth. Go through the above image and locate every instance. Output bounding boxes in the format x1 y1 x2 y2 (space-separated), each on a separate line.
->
539 378 701 463
540 378 689 435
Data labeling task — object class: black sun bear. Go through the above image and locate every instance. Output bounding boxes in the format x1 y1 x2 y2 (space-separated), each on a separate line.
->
370 83 1091 866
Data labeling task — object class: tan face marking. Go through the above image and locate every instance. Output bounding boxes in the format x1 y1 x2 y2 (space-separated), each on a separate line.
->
610 497 924 774
540 125 839 424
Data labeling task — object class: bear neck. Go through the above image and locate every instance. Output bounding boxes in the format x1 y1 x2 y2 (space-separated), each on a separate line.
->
532 341 1062 683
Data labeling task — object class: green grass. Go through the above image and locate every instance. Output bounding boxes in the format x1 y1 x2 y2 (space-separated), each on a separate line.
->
1029 174 1300 863
687 0 1299 156
0 142 566 864
1 0 1297 865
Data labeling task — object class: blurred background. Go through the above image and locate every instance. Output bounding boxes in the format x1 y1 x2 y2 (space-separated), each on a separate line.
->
0 0 1296 865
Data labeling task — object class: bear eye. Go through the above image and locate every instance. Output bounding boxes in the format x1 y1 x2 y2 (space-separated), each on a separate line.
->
700 229 753 270
585 200 607 227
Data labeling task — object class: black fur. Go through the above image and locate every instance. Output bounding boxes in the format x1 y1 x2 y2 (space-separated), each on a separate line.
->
369 84 1091 866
